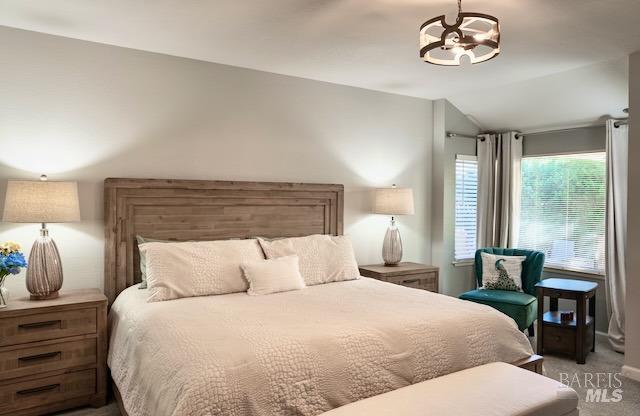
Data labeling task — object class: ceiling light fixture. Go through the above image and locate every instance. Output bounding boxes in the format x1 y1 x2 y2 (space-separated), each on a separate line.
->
420 0 500 66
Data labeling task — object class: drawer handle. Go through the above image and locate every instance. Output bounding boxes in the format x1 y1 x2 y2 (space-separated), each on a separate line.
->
16 383 60 396
18 320 61 330
18 351 61 362
402 279 420 284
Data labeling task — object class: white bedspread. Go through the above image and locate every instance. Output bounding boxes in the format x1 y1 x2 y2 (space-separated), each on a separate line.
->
108 278 533 416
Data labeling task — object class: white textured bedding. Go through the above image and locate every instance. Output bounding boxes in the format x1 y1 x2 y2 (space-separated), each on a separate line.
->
108 278 533 416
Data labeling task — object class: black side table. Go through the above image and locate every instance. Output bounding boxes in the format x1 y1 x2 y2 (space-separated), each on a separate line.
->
535 278 598 364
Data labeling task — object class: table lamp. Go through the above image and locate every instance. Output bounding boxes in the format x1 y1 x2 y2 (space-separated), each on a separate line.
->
374 185 414 266
2 175 80 299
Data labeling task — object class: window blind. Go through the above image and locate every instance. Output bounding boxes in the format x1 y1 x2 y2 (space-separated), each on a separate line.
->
455 155 478 261
518 152 606 274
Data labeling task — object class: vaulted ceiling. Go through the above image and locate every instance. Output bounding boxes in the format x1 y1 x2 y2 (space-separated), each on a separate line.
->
0 0 636 129
449 57 629 131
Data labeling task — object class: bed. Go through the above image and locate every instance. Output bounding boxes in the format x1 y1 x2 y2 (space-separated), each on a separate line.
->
104 178 540 416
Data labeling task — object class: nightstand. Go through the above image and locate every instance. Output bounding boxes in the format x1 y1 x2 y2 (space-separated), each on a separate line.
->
359 262 439 293
0 289 107 415
535 278 598 364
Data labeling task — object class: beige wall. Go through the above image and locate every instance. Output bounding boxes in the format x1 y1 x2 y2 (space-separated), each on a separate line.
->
431 99 479 296
0 26 434 298
523 125 605 156
624 51 640 380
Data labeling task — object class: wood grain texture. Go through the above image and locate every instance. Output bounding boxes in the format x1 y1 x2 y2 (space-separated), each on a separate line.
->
384 272 438 292
0 338 96 381
104 178 344 305
0 308 96 347
0 289 107 415
0 369 96 415
358 262 439 277
359 262 439 293
510 354 544 374
0 290 106 315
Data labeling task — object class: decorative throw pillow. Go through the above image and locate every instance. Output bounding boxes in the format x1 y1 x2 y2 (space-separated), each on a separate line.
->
480 252 526 292
140 239 264 302
258 234 360 286
241 255 306 296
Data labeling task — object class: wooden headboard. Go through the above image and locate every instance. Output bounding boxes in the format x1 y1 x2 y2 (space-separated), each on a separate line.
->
104 178 344 304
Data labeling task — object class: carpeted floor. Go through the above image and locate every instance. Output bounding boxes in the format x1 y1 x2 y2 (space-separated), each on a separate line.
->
538 334 640 416
54 404 120 416
57 335 639 416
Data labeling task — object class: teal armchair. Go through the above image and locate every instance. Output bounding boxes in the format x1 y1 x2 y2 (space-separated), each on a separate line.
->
459 248 545 335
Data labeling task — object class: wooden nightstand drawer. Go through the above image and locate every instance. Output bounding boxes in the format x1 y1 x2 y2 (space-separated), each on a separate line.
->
0 308 97 347
542 325 575 356
359 263 439 293
0 369 96 415
0 338 97 381
385 272 437 291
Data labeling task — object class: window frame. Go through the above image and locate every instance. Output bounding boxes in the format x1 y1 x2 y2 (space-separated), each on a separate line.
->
518 151 606 277
454 154 479 262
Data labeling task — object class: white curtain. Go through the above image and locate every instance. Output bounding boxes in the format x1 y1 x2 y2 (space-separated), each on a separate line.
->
477 132 522 248
605 119 628 353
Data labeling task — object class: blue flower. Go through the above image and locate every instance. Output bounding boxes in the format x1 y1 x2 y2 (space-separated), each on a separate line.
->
0 252 27 274
6 252 27 268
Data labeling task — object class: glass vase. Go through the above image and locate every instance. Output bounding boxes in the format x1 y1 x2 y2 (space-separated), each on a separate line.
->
0 275 8 309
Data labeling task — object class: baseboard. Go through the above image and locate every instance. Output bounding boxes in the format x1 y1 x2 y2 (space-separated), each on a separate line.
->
622 365 640 382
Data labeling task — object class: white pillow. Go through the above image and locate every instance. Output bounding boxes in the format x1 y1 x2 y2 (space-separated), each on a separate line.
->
480 252 526 292
258 234 360 286
241 255 306 296
140 239 264 302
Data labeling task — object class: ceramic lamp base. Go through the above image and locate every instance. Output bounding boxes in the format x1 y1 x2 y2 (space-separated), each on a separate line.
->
26 228 63 300
382 217 403 266
30 291 60 300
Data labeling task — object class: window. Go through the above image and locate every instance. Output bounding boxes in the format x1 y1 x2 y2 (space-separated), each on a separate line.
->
518 152 606 274
455 155 478 260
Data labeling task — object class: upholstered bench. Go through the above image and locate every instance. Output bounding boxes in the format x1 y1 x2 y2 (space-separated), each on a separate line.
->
322 362 579 416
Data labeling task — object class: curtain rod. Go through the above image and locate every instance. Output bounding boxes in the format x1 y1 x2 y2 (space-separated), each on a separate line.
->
446 132 479 139
515 119 629 133
614 119 628 128
514 120 631 138
514 125 602 139
518 109 629 136
449 119 628 140
616 108 630 128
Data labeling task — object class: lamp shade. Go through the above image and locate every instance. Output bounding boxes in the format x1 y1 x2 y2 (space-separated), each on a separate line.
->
374 187 415 216
3 180 80 223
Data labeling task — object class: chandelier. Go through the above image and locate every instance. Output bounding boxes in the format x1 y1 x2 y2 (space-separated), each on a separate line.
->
419 0 500 66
